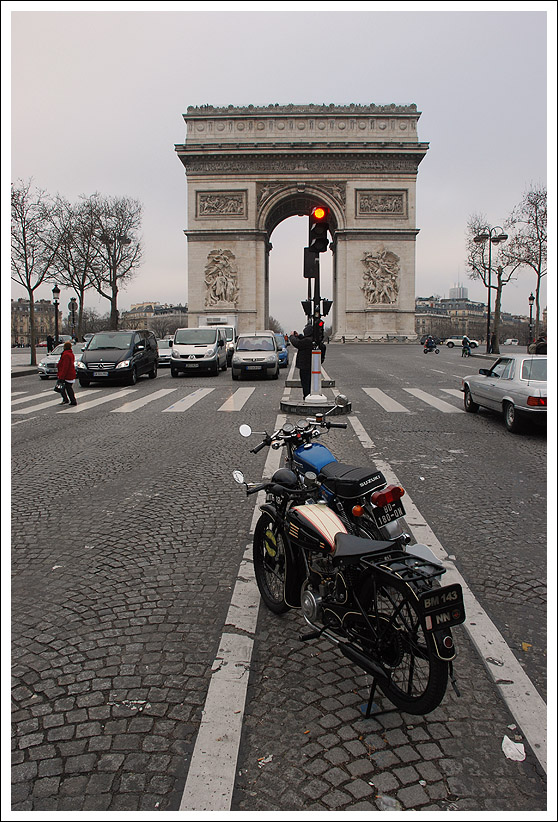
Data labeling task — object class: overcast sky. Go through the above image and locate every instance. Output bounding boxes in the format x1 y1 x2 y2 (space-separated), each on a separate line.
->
4 2 555 333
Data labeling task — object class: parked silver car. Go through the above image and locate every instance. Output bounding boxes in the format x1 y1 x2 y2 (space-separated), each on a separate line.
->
37 343 84 380
156 339 173 366
461 353 547 432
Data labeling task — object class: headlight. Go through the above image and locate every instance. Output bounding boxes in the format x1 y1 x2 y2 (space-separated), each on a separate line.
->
76 360 86 369
266 355 277 363
116 359 131 369
204 349 215 358
172 349 180 358
39 361 46 368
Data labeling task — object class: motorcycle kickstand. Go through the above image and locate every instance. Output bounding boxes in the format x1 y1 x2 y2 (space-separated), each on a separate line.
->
361 678 400 721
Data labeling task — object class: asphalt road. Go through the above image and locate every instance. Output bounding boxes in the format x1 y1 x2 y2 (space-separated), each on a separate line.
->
10 344 548 813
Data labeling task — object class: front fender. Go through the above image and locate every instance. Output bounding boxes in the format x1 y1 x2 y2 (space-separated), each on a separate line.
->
258 504 306 608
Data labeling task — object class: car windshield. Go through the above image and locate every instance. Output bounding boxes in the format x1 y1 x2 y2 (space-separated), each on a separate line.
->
521 358 547 381
157 340 172 349
87 332 133 351
237 336 274 351
174 329 217 344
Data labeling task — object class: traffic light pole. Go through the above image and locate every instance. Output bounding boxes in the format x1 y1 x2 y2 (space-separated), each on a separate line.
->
306 254 327 404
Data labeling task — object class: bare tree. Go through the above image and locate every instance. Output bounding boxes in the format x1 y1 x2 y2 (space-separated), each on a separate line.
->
267 315 283 333
89 195 143 329
465 214 521 354
505 185 547 340
48 194 102 340
11 180 60 365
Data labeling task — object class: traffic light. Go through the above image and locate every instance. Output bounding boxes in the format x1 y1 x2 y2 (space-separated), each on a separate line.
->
309 206 330 253
314 318 325 343
303 247 319 278
301 299 312 317
322 299 333 317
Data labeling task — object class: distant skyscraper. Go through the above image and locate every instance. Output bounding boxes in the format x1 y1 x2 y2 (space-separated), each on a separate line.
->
449 286 468 299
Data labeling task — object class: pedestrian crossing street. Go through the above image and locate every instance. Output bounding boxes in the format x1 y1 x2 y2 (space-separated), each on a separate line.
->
11 383 466 418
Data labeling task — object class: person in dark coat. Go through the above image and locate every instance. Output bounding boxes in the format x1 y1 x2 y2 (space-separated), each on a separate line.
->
46 335 54 353
57 341 78 406
289 324 326 400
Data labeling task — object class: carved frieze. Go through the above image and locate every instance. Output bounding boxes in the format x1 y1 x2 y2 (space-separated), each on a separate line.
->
257 181 346 208
204 249 239 308
185 154 421 176
361 248 400 305
196 191 247 218
357 190 407 218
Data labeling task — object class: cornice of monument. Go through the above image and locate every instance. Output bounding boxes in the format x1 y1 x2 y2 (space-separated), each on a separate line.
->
185 103 420 116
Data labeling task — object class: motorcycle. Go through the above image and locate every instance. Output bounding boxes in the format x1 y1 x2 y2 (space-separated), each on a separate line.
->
239 395 410 547
423 344 439 354
232 462 465 715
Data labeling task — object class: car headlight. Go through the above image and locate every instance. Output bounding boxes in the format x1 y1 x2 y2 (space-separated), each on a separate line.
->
116 359 131 369
203 349 215 358
76 360 86 369
172 349 180 358
266 355 277 363
39 361 46 368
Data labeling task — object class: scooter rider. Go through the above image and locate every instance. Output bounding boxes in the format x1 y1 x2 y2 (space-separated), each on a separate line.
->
425 335 436 352
461 336 471 357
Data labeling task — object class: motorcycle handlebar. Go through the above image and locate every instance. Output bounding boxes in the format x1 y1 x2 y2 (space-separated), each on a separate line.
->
250 439 269 454
327 421 347 429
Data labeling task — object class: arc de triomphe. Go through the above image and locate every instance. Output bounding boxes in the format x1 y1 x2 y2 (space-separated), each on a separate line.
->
175 104 428 340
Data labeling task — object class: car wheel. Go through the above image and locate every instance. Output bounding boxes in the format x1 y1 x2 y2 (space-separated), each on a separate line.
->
504 402 523 433
447 342 454 348
78 378 91 388
171 368 179 378
272 367 279 380
232 371 239 381
129 367 137 386
149 362 157 379
470 343 477 349
463 386 479 413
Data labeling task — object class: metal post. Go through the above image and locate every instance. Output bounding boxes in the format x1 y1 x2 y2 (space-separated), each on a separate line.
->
528 293 534 344
306 252 326 403
486 241 492 354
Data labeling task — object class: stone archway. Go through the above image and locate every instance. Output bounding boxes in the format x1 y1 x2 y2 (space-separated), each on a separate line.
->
175 104 428 339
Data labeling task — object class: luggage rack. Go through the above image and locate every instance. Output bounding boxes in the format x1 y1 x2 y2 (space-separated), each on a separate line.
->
362 550 445 584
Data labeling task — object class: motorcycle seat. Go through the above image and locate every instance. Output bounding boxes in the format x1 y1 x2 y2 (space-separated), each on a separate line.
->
320 463 386 499
333 532 394 563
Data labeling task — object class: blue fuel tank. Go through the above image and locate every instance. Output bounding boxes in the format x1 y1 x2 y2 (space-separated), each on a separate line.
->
293 442 337 476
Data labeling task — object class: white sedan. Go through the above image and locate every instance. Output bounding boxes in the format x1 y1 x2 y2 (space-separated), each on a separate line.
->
462 353 547 433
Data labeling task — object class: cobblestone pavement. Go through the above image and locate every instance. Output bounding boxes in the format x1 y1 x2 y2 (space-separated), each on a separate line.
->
10 346 549 813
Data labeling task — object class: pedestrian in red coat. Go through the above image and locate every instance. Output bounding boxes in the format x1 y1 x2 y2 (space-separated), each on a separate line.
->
57 342 78 406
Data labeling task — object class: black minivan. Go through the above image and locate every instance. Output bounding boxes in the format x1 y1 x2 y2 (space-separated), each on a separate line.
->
76 330 158 387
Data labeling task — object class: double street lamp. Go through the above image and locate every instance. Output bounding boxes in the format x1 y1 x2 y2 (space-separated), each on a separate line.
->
473 225 508 353
528 292 535 344
52 284 61 345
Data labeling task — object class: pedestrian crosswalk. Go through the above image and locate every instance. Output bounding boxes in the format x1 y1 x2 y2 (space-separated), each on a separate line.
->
11 383 465 418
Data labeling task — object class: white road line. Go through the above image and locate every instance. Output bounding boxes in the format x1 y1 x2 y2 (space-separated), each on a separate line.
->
12 390 103 414
179 415 285 812
218 387 255 412
442 388 465 399
11 417 38 426
111 388 177 413
60 389 137 413
348 415 376 449
404 388 462 413
12 389 65 406
363 387 409 412
162 387 214 412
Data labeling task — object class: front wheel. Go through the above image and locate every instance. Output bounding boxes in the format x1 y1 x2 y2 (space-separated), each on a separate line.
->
350 578 449 714
253 513 289 614
447 342 454 348
129 367 137 386
78 378 90 388
149 362 157 379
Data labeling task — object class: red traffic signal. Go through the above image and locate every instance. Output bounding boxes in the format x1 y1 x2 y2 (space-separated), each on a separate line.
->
309 206 330 253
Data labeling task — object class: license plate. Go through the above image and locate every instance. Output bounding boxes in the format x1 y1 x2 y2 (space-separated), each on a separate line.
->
93 371 108 376
372 500 405 527
184 363 199 368
418 584 465 631
246 365 263 370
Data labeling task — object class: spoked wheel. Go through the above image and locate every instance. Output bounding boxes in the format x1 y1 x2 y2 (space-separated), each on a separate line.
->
349 578 448 714
253 513 289 614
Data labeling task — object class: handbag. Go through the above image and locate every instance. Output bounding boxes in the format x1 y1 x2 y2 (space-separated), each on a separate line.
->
54 380 65 393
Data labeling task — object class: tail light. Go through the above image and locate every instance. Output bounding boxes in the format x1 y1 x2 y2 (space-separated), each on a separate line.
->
527 396 546 407
371 485 405 507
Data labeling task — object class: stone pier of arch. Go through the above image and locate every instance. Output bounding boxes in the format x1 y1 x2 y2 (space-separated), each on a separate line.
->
175 104 428 341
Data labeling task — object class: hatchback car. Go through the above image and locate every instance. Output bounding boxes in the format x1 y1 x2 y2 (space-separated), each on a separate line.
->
503 339 519 346
274 333 289 368
462 353 547 432
76 330 158 386
156 339 173 366
37 343 84 380
445 335 479 348
231 333 279 380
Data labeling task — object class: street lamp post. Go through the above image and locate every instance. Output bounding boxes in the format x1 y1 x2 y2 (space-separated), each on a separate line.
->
474 225 508 354
52 284 61 345
528 292 535 344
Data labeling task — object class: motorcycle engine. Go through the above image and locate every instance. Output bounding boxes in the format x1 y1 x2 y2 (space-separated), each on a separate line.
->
301 583 322 623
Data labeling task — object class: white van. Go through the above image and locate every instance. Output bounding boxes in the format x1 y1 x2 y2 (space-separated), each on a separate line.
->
170 327 227 376
504 339 519 346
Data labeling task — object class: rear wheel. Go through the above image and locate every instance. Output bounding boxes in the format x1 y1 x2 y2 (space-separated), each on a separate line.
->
253 513 289 614
149 362 157 379
504 401 523 433
348 577 448 715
